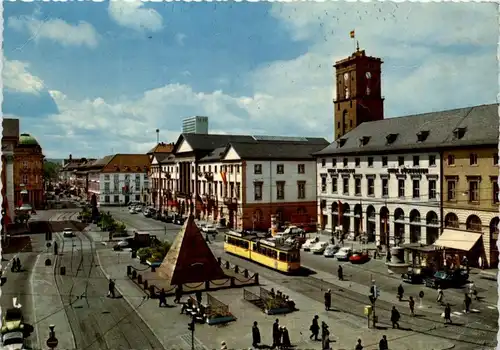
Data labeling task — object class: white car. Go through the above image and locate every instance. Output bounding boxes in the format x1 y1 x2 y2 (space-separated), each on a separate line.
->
1 331 26 350
302 237 319 251
334 247 353 261
202 225 218 234
63 228 73 238
311 241 328 254
323 244 340 257
129 208 137 214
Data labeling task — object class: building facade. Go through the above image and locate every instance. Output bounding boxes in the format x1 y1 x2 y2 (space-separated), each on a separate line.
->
182 116 209 134
2 119 19 223
59 154 90 184
148 142 175 209
168 133 327 230
14 133 45 209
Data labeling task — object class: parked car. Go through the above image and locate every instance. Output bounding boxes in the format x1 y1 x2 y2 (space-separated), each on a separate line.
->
282 226 304 236
311 241 328 254
334 247 353 261
63 228 73 238
173 215 185 225
143 208 155 218
302 237 319 252
202 224 218 234
129 208 137 214
349 251 370 264
424 269 469 289
1 308 23 334
113 238 135 251
323 244 340 257
1 331 26 349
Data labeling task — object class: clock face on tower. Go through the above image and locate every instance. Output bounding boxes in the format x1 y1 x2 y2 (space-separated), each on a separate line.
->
343 73 349 81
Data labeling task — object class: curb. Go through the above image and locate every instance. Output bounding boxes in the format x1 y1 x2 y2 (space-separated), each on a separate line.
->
94 244 167 350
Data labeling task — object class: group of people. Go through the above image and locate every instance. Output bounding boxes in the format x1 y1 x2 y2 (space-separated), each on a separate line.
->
251 319 291 349
10 257 21 272
269 288 296 310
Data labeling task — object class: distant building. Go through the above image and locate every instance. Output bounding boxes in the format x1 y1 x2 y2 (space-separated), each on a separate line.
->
2 118 20 221
182 116 209 134
59 154 92 184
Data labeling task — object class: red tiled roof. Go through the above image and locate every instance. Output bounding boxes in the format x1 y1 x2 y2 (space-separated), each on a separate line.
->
147 142 174 155
101 154 150 173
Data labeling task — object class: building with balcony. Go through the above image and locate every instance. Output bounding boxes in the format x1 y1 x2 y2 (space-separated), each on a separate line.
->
148 142 175 209
314 104 498 254
170 133 328 230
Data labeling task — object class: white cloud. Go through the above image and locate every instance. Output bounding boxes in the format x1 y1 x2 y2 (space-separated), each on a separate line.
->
175 33 187 46
8 16 99 48
108 1 163 32
2 59 44 94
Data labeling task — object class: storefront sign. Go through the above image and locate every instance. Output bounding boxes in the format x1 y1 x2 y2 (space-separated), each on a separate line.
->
327 169 356 174
387 168 429 175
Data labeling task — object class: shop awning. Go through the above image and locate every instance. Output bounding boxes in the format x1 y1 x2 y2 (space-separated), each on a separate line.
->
434 229 482 251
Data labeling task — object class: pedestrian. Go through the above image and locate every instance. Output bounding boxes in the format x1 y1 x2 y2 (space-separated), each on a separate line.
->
464 293 471 313
278 326 284 349
337 265 343 281
54 241 59 255
379 335 388 350
174 285 182 303
11 258 17 272
321 321 329 342
409 296 415 316
437 288 444 305
107 279 116 298
16 257 20 271
158 288 167 307
324 289 332 311
251 321 261 348
397 284 404 301
281 326 291 349
272 319 280 348
205 232 211 244
444 303 452 324
196 290 202 305
390 306 400 329
309 315 320 341
468 281 478 300
355 338 363 350
322 328 331 350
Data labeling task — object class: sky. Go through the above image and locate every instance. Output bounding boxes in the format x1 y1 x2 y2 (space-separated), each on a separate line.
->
2 1 498 158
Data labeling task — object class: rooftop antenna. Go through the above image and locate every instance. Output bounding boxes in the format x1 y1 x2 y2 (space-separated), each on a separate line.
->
156 129 160 144
356 40 360 52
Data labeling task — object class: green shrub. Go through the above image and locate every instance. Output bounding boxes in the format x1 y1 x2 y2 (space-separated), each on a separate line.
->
137 248 153 260
151 252 164 261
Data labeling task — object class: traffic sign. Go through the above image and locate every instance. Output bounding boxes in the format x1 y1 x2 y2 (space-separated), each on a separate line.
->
46 337 58 348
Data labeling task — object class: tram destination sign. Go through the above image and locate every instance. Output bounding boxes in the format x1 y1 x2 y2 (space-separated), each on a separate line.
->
387 168 429 175
327 168 356 174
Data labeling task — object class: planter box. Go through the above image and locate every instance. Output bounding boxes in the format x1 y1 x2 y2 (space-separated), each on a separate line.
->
146 260 162 268
206 315 235 325
265 308 291 315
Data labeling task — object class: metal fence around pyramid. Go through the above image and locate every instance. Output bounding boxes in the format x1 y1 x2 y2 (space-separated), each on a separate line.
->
207 293 230 317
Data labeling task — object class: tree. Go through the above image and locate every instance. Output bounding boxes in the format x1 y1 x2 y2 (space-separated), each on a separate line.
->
43 161 61 182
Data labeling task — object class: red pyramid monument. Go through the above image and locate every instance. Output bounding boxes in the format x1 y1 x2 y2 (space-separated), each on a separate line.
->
157 215 227 285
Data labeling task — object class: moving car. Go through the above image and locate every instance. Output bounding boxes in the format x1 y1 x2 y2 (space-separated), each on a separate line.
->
62 228 73 238
310 241 328 254
113 238 135 251
323 244 340 257
129 207 137 214
349 251 370 264
302 237 319 252
1 309 23 334
334 247 353 261
1 331 26 350
282 226 304 236
424 269 469 289
143 208 155 218
202 224 218 234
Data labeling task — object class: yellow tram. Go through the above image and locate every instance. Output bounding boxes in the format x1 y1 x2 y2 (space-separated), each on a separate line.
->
224 231 301 273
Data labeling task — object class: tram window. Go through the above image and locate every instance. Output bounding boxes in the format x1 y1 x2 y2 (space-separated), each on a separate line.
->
243 241 249 249
288 252 300 262
279 252 287 262
253 243 257 250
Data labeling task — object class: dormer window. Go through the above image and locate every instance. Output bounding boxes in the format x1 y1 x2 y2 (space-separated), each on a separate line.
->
453 127 466 139
417 130 430 142
337 138 347 148
386 133 398 145
358 136 370 147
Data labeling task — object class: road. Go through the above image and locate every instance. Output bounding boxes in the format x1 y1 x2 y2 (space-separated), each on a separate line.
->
108 207 498 349
51 215 164 350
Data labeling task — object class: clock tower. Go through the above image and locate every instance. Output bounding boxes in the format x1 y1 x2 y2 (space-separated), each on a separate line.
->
333 48 384 140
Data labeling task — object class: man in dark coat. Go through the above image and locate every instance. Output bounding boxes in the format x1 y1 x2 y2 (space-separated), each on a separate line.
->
379 335 388 350
196 290 202 305
281 326 291 349
252 321 261 348
309 315 320 341
108 279 116 298
324 289 332 311
390 306 400 329
158 288 167 307
272 319 280 348
409 296 415 316
337 265 343 281
444 303 452 324
174 286 182 303
397 284 404 301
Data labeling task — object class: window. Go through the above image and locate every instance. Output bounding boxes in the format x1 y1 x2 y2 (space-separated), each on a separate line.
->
355 178 361 196
367 157 374 167
104 175 110 181
135 194 140 201
254 164 262 174
22 161 28 169
398 156 404 167
354 158 360 167
321 177 327 192
343 158 348 167
22 175 28 184
236 165 240 173
297 181 306 199
447 154 455 166
469 153 478 166
254 182 263 200
114 174 119 182
104 182 110 191
413 156 420 167
429 155 436 166
298 164 305 174
469 180 479 202
321 159 326 167
332 158 337 167
208 165 212 172
277 164 284 174
236 183 240 199
276 181 285 200
331 178 338 193
494 153 499 166
104 196 110 203
493 181 499 204
382 156 388 167
214 165 218 173
382 178 389 197
114 195 119 203
230 165 234 173
220 182 223 196
367 178 374 196
447 179 456 201
343 177 349 195
398 179 405 198
412 180 420 198
429 180 437 199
